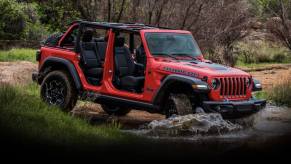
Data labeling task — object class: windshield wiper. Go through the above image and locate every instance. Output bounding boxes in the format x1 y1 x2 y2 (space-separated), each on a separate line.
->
152 53 179 60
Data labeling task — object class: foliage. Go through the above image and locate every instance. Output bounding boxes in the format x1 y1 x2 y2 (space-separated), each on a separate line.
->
0 0 26 39
267 76 291 107
235 41 291 64
0 83 131 146
22 2 50 40
0 48 36 62
36 0 80 31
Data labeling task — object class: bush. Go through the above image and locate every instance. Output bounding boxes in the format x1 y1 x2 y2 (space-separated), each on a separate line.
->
272 53 287 63
268 76 291 107
256 53 272 63
0 0 26 40
235 41 291 65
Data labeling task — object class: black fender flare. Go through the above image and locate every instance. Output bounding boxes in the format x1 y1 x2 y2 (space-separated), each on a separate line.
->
152 74 209 106
39 57 82 90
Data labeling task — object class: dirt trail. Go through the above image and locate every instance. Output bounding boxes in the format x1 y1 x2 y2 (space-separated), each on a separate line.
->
0 61 37 85
0 61 290 127
248 66 291 89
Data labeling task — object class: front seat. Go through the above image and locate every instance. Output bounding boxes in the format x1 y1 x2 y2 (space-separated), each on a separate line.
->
136 44 147 68
114 37 145 92
80 30 103 85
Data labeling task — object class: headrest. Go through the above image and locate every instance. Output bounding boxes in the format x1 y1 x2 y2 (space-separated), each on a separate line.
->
82 30 93 42
115 37 125 47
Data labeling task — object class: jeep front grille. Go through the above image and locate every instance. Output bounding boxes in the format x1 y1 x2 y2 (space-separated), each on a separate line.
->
219 77 247 97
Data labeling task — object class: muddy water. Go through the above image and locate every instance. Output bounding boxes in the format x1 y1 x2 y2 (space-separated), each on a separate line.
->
123 104 291 142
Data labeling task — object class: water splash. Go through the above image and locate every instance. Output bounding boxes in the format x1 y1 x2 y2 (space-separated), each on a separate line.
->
145 113 242 136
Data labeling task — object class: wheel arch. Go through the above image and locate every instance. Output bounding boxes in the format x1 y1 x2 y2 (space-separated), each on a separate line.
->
39 57 82 91
152 74 209 109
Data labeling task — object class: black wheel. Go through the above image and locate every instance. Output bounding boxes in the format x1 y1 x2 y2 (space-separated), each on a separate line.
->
41 70 77 112
101 104 131 116
164 93 194 118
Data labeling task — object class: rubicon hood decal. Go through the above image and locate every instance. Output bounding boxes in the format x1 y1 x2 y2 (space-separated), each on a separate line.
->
163 67 200 78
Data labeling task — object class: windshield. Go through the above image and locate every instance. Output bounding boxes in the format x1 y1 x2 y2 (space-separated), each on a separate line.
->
145 33 202 58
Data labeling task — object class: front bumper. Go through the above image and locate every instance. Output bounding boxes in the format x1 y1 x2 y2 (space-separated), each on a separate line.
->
202 99 266 118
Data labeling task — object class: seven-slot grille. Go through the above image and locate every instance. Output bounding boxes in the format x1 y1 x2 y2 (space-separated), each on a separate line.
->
219 77 248 97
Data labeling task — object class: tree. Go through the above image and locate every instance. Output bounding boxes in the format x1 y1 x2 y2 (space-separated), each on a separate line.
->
35 0 80 31
264 0 291 50
0 0 26 40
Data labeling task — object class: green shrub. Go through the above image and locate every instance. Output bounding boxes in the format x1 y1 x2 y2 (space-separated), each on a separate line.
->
235 41 291 65
268 77 291 107
272 53 287 63
0 0 26 40
256 53 272 63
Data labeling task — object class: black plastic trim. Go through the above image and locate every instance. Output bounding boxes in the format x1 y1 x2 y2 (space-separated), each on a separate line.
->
40 57 82 90
203 99 266 118
95 94 157 112
152 74 209 105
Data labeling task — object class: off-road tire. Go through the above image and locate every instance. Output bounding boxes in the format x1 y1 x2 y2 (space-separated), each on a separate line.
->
101 104 131 116
40 70 78 112
164 93 194 118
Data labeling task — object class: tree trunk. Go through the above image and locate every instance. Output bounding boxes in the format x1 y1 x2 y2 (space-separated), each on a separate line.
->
116 0 126 22
107 0 111 22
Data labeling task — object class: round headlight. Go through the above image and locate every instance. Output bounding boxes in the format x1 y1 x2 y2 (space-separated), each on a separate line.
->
211 78 220 89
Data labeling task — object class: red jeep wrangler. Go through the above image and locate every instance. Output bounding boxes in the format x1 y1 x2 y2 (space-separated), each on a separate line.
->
32 21 266 118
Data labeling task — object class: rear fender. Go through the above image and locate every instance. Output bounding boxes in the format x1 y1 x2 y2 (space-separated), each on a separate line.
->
39 57 82 90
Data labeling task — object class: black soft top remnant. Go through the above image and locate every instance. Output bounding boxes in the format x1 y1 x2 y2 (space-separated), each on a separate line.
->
71 20 174 33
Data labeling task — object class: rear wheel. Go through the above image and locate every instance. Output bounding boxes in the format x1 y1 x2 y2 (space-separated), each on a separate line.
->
101 104 131 116
40 70 77 112
164 93 194 118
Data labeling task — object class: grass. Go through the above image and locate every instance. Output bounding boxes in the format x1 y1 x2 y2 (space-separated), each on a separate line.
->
0 83 135 147
236 61 286 68
253 91 268 100
267 77 291 107
235 41 291 68
0 48 36 62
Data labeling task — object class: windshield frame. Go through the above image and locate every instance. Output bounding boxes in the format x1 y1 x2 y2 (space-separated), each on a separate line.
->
144 32 202 58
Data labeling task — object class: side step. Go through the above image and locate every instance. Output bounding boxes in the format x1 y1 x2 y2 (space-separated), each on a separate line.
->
80 91 159 113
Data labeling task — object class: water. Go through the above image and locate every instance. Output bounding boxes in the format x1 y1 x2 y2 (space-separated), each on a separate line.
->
123 104 291 142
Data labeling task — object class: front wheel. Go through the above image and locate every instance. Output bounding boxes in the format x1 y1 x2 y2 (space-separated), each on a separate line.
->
101 104 131 116
40 70 77 112
164 93 194 118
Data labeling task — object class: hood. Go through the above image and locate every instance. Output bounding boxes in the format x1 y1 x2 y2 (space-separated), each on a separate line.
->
157 59 250 78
